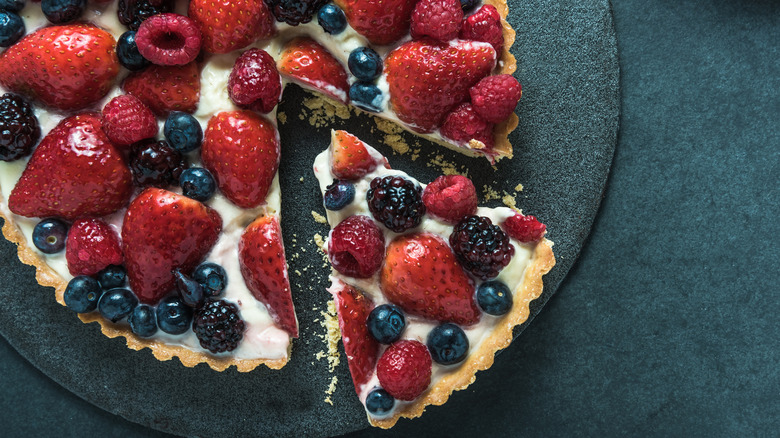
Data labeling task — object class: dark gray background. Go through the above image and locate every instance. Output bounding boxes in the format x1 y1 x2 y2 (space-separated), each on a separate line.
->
1 0 778 436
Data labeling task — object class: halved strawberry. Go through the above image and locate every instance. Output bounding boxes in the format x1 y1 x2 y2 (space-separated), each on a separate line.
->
0 24 119 111
122 62 201 115
330 130 380 180
189 0 276 54
380 233 480 326
334 0 417 45
239 215 298 338
8 113 133 220
201 111 280 209
385 40 496 133
277 37 349 104
66 218 123 277
122 188 222 304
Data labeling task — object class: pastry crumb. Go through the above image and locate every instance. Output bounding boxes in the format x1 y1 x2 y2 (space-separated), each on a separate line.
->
427 154 466 176
324 376 338 405
483 185 501 201
277 112 287 124
502 192 517 209
302 95 351 128
514 183 524 192
311 211 327 224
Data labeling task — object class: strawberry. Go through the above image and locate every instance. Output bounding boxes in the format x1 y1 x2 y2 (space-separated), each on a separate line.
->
238 215 298 338
8 113 133 220
122 188 222 304
122 62 201 116
277 37 349 104
380 233 480 326
376 340 432 401
0 24 119 111
328 279 379 393
334 0 417 45
189 0 276 54
201 111 280 209
330 130 379 180
384 40 496 133
66 219 123 277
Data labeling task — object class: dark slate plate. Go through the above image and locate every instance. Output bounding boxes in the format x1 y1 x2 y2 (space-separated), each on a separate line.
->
0 0 618 436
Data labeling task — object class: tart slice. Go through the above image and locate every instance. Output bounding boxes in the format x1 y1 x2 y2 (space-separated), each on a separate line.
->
314 130 555 427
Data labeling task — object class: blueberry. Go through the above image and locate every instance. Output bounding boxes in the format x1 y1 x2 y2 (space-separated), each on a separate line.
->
459 0 479 12
128 305 158 337
349 82 383 113
192 263 227 298
98 288 138 323
0 10 23 47
116 31 149 71
0 0 25 13
164 111 203 153
32 218 68 254
63 276 102 313
323 179 355 211
365 388 395 416
173 269 205 308
317 4 346 35
476 280 513 315
96 265 127 290
367 304 406 344
348 47 383 82
180 167 216 202
41 0 86 24
156 296 193 334
427 323 469 365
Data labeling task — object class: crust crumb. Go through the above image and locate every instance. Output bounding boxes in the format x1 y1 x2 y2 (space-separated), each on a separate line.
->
514 183 524 192
483 185 501 202
324 375 338 405
427 154 466 176
277 112 287 124
502 193 517 209
302 96 351 127
311 211 327 224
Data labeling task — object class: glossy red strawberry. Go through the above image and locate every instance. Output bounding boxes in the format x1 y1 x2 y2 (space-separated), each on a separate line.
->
123 62 201 115
122 188 222 304
278 37 349 104
376 340 432 401
66 219 123 277
0 24 119 111
334 0 417 45
239 215 298 338
330 130 379 180
385 40 496 133
328 279 379 393
201 111 280 208
189 0 276 54
8 113 133 220
381 233 480 326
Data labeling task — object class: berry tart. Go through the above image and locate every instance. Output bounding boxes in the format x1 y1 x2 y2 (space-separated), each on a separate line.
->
314 130 555 427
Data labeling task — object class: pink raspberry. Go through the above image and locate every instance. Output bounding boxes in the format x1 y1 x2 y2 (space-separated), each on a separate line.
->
135 13 202 66
459 5 504 54
422 175 478 224
101 94 158 147
410 0 464 42
469 74 523 123
66 219 124 276
228 48 282 114
503 213 547 243
328 215 385 278
440 102 495 149
377 340 432 401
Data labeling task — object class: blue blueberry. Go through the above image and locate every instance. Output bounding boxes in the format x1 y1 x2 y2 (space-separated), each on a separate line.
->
323 179 355 211
348 47 383 82
164 111 203 153
427 323 469 365
0 10 23 47
476 280 512 315
317 4 346 35
459 0 479 12
173 269 205 308
180 167 216 202
367 304 406 344
41 0 86 24
156 296 193 335
98 288 138 323
0 0 25 13
63 276 102 313
32 218 68 254
96 265 127 290
349 82 383 113
116 31 149 71
128 305 158 337
192 263 227 298
365 388 395 416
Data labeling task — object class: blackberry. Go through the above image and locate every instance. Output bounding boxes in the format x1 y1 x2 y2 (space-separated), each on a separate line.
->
129 139 187 188
0 94 40 161
366 176 425 233
449 215 515 280
117 0 174 31
192 299 246 353
265 0 327 25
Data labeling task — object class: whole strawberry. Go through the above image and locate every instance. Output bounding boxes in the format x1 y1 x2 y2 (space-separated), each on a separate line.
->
376 340 432 401
410 0 463 42
123 62 201 115
189 0 276 54
0 24 119 111
66 219 123 277
334 0 417 45
8 113 133 220
278 38 349 104
228 48 282 113
101 94 158 147
459 4 505 55
201 111 280 208
422 174 478 224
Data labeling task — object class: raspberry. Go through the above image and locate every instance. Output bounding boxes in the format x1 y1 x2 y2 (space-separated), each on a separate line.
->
101 94 158 147
449 215 515 280
328 215 385 278
376 340 432 401
469 74 522 124
0 93 40 161
265 0 327 25
367 176 426 233
228 49 282 114
410 0 463 42
129 139 187 188
503 213 547 243
440 103 495 149
192 299 246 353
422 175 478 224
459 5 504 54
65 219 124 277
117 0 175 31
135 13 202 66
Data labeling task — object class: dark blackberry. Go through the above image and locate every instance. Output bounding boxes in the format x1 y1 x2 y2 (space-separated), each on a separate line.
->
366 176 425 233
449 215 515 280
0 93 40 161
117 0 174 31
265 0 327 25
129 139 187 188
192 299 246 353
